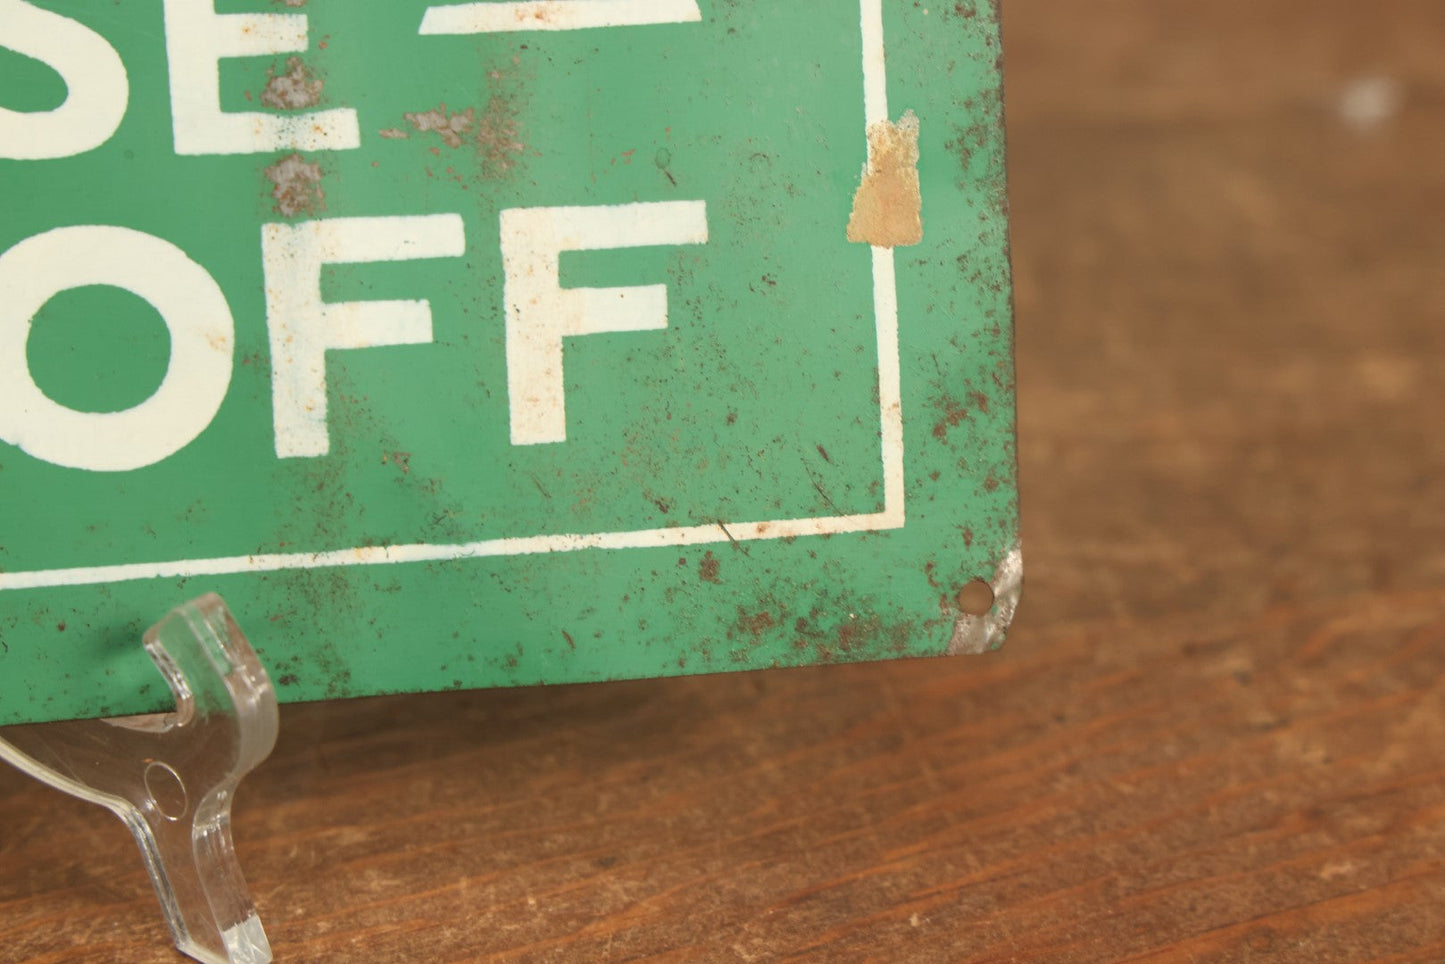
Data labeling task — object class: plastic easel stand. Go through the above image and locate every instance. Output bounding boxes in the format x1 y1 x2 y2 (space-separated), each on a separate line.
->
0 594 278 964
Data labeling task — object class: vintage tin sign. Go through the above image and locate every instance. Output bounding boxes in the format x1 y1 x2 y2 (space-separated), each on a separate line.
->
0 0 1018 725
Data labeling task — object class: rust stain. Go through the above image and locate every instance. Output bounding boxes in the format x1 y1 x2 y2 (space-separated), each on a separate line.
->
737 610 776 637
261 57 323 110
699 551 721 583
931 389 993 440
837 613 882 652
846 110 923 248
475 92 525 178
932 395 970 440
263 153 323 217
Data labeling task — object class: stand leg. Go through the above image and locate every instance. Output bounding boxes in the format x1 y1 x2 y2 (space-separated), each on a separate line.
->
0 594 278 964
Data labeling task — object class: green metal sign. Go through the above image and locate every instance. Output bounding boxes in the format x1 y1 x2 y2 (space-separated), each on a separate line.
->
0 0 1017 725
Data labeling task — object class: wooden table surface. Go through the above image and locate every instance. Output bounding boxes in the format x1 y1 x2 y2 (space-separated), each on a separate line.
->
5 0 1445 960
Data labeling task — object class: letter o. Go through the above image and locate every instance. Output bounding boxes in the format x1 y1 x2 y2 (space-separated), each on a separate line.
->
0 226 234 471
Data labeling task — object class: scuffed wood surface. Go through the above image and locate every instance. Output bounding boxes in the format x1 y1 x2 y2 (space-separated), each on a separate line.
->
5 0 1445 959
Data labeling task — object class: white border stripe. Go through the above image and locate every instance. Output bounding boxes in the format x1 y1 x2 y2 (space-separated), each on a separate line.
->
420 0 702 34
872 246 905 521
0 510 904 591
0 0 902 593
860 0 888 126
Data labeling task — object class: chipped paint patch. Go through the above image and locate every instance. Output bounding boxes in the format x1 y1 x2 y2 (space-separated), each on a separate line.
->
946 541 1022 654
261 57 323 111
264 153 324 217
378 128 410 140
404 104 475 148
846 110 923 248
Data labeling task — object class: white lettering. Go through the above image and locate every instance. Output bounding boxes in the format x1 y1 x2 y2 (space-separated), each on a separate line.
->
500 201 707 445
420 0 701 34
0 227 234 472
163 0 360 155
262 215 466 458
0 0 128 160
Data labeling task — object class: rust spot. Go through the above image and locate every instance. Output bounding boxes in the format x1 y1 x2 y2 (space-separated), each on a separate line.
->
932 397 970 439
56 622 65 632
277 673 299 686
381 451 411 475
738 611 775 637
699 551 721 583
475 92 525 178
837 614 877 652
562 630 575 651
261 57 323 110
846 110 923 248
264 153 324 217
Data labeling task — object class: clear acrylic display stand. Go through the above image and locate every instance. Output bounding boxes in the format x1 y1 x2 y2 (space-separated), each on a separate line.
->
0 594 277 964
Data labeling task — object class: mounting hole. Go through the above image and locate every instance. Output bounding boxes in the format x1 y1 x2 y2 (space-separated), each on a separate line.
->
143 761 189 821
955 579 995 617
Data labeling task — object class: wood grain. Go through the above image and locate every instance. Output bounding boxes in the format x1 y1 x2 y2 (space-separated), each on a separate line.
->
6 0 1445 960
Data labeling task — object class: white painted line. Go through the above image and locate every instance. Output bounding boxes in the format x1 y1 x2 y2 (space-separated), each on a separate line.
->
859 0 889 127
0 510 902 590
420 0 702 34
872 246 905 526
0 0 904 592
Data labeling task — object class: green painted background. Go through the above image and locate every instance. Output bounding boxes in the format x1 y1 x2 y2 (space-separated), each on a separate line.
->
0 0 1016 725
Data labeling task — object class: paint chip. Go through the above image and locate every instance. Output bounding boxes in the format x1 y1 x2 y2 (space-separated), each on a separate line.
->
404 103 475 148
846 110 923 248
264 153 324 217
261 57 323 110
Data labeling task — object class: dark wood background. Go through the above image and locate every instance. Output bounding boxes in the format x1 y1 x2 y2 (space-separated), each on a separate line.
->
5 0 1445 960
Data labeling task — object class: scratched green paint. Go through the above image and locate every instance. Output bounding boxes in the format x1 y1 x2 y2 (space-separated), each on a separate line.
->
0 0 1016 725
